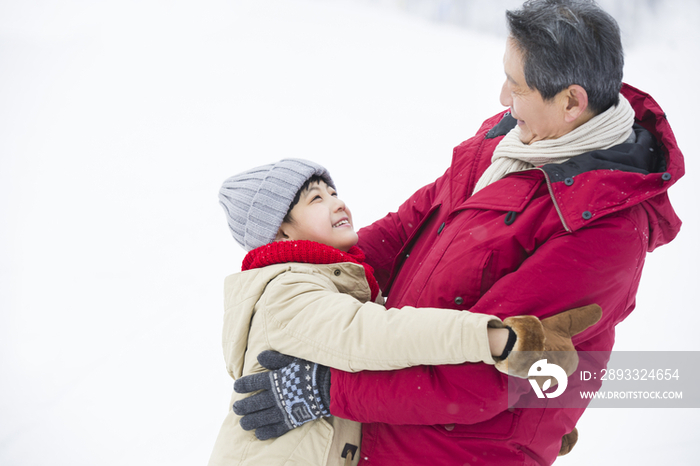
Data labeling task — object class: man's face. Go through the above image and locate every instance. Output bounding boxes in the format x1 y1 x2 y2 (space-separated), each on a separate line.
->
278 180 358 252
499 38 569 144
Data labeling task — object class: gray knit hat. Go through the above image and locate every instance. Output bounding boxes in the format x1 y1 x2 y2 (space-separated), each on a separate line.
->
219 158 335 251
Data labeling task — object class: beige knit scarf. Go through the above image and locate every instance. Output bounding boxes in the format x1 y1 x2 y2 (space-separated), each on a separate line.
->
472 94 635 194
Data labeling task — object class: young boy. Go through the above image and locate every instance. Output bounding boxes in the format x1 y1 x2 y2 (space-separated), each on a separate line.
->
208 159 597 466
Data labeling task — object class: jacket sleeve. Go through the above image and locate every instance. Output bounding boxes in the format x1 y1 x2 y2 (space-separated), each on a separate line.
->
356 166 450 289
330 211 646 425
259 265 502 372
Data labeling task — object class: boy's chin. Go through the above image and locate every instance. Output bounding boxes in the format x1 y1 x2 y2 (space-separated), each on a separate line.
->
337 237 359 252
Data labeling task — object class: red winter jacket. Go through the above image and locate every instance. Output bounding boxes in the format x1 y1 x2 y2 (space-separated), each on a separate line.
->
329 84 684 465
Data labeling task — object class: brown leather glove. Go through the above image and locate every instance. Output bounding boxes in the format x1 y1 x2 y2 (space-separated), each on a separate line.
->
558 427 579 456
495 304 602 378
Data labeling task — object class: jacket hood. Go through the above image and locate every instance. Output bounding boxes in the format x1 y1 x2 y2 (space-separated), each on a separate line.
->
223 264 292 379
483 83 684 251
549 83 683 250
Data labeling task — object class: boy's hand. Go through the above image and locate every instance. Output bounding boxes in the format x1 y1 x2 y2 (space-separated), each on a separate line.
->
233 350 332 440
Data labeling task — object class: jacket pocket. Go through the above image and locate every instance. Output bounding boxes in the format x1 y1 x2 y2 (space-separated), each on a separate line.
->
284 419 333 465
479 249 499 297
434 408 520 440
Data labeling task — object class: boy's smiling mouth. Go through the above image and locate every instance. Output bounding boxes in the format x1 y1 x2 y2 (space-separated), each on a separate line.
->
333 218 350 228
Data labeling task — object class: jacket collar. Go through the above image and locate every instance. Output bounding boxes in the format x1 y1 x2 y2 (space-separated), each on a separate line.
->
243 240 380 300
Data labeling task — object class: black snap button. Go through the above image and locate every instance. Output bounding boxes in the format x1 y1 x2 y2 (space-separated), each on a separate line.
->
582 211 592 220
333 269 341 276
454 297 464 305
341 444 358 460
662 172 672 181
564 177 574 186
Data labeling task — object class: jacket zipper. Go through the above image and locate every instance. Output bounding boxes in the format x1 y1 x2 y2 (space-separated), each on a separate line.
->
535 167 571 233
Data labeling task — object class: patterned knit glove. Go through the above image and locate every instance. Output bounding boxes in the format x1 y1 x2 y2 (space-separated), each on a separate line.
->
233 350 332 440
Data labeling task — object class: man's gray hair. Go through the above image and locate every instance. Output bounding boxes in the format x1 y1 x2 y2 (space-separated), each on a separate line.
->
506 0 624 114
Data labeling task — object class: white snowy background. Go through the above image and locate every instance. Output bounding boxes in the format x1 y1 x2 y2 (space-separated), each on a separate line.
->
1 0 698 464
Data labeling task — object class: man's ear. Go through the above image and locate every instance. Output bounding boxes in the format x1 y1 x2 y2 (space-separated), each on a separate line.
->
562 84 591 123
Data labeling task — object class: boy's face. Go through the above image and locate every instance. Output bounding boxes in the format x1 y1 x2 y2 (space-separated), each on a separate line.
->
276 180 358 252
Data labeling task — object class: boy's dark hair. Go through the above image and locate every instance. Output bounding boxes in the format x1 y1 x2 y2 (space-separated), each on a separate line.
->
282 175 327 223
506 0 624 114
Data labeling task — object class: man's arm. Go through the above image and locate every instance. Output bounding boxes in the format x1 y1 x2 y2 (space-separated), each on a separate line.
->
356 166 450 289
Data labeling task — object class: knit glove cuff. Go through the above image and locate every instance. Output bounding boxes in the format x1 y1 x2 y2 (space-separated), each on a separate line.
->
270 357 331 427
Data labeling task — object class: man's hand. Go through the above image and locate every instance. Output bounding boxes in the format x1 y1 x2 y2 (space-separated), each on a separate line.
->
233 351 332 440
496 304 602 378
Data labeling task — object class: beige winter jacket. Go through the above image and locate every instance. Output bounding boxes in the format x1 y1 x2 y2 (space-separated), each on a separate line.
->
208 260 503 466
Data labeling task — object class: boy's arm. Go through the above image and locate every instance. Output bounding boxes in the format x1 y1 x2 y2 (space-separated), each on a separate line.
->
260 265 502 372
331 213 645 425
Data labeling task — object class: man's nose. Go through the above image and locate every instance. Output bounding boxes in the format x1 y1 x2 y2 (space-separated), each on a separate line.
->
499 81 512 108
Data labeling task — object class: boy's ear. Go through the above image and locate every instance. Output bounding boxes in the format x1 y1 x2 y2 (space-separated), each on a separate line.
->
275 223 292 242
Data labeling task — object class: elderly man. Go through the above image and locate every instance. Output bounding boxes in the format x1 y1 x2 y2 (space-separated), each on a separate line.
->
231 0 684 464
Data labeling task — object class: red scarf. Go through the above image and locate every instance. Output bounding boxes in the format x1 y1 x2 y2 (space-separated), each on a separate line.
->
242 240 380 301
